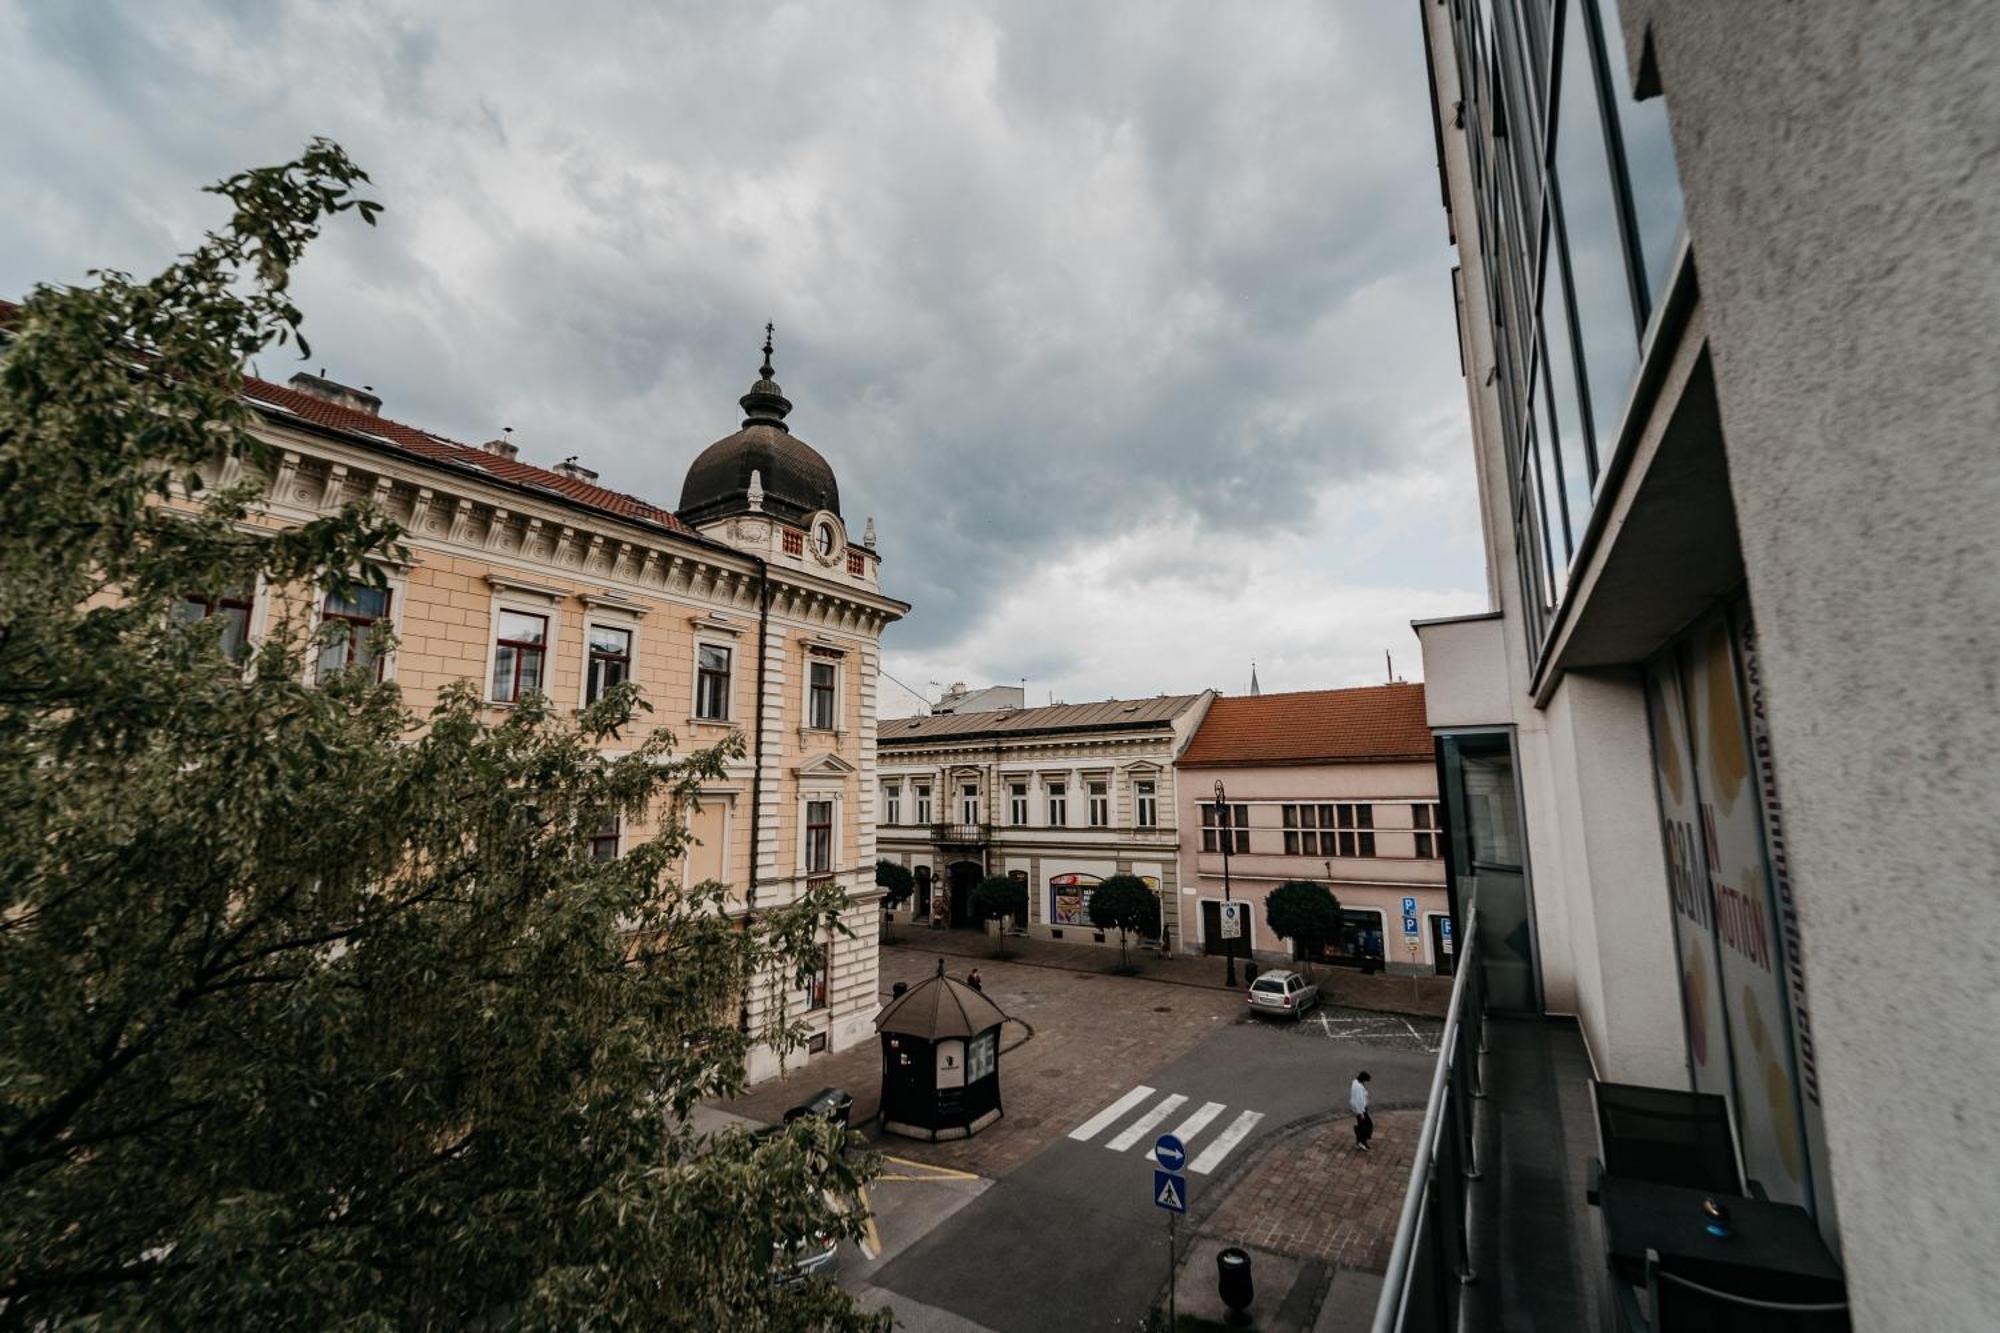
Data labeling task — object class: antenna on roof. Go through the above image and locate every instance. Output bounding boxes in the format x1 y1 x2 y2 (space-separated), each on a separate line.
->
1386 650 1394 683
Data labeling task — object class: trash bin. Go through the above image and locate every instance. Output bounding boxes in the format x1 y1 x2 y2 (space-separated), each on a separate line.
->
783 1087 855 1129
1244 962 1260 985
1217 1247 1254 1314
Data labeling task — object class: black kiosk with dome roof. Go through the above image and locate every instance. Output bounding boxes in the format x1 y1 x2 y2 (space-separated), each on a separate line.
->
875 961 1007 1142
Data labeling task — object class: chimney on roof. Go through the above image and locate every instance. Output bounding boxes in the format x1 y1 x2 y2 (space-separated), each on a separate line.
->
288 370 382 417
552 455 599 483
482 427 519 461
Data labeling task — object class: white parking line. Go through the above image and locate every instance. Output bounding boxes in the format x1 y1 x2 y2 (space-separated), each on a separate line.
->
1068 1085 1156 1142
1105 1093 1189 1152
1187 1109 1265 1174
1145 1100 1227 1161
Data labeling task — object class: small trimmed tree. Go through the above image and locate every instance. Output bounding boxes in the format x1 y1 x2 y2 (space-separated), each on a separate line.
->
875 859 915 942
968 875 1026 957
1266 880 1344 977
1088 875 1161 971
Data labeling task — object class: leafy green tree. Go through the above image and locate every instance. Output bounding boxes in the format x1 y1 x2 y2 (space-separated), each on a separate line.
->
875 859 914 943
1088 875 1161 970
1266 880 1344 975
0 142 883 1331
968 875 1026 957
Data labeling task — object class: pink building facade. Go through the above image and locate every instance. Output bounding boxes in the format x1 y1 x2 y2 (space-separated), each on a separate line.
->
1173 684 1453 976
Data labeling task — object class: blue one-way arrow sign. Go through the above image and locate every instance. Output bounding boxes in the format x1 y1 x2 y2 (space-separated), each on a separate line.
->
1154 1133 1187 1172
1154 1169 1188 1214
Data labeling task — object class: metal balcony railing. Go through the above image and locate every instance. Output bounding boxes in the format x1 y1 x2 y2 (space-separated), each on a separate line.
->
1373 906 1486 1333
928 822 991 844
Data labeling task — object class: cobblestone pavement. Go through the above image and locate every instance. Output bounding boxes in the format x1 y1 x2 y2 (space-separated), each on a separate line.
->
713 942 1248 1179
1199 1108 1423 1275
897 924 1453 1017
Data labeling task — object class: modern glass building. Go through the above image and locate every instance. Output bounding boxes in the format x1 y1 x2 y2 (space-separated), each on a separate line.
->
1391 2 2000 1330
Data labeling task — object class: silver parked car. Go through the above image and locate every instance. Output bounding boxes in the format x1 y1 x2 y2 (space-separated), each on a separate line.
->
1246 969 1320 1019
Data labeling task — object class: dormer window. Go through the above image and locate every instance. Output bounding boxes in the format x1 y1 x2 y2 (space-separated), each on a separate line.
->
815 521 836 557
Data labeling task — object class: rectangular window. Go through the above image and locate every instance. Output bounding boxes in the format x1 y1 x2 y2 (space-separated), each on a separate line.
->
585 624 632 704
1201 804 1249 854
808 660 837 729
1331 803 1377 858
173 582 255 662
490 609 548 703
1087 781 1109 828
695 643 732 720
806 800 833 873
1413 802 1444 859
316 583 391 680
960 783 979 825
1046 782 1067 827
1009 782 1028 826
805 945 830 1011
883 782 901 826
589 816 620 862
914 784 932 825
1136 780 1157 828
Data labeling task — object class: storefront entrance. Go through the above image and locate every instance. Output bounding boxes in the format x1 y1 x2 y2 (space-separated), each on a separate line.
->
944 860 982 930
1199 899 1254 956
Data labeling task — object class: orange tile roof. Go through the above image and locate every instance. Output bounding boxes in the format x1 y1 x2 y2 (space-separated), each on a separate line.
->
1176 682 1432 766
0 298 696 538
238 375 697 536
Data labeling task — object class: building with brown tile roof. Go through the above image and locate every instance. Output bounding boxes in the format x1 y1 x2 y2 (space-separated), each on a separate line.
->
1174 684 1451 977
1176 682 1433 767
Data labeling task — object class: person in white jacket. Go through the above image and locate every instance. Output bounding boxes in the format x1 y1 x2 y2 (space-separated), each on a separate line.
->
1350 1070 1374 1151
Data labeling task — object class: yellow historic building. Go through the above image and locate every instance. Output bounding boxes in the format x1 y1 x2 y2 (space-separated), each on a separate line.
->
190 334 907 1083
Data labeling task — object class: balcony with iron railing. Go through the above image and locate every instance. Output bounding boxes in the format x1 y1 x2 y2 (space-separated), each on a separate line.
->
928 822 992 846
1371 903 1848 1332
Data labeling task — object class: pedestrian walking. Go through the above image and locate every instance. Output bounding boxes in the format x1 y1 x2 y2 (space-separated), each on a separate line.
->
967 968 984 993
1350 1070 1374 1151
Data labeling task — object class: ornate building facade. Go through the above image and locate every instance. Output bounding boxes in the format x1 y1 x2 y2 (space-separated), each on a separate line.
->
876 693 1214 949
188 332 907 1083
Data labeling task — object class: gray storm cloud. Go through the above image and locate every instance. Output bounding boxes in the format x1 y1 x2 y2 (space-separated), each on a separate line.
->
0 0 1484 702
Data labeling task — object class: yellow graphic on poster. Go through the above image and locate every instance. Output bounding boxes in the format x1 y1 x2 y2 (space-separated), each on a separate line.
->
1644 654 1729 1098
1048 872 1102 926
1683 616 1809 1204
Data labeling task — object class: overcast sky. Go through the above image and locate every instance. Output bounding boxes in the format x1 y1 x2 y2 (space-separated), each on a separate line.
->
1 0 1487 714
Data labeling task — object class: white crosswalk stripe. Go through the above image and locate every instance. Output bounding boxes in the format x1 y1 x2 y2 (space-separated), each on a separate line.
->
1069 1088 1266 1174
1068 1085 1157 1142
1145 1101 1226 1162
1104 1093 1188 1152
1187 1109 1264 1175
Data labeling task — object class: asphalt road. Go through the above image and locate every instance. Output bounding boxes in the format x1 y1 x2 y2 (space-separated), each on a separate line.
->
863 1010 1438 1332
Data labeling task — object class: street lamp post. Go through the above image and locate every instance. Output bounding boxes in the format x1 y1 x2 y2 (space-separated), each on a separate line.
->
1215 780 1238 988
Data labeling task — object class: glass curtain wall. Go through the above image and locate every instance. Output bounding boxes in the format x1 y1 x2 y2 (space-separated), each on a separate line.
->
1451 0 1688 668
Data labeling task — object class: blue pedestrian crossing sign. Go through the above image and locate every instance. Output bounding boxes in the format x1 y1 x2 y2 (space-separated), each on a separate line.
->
1154 1169 1188 1214
1154 1133 1187 1172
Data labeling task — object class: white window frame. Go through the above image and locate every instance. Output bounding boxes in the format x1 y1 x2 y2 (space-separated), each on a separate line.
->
309 563 407 685
577 594 645 711
1046 781 1068 828
914 782 933 826
1412 801 1444 859
800 644 845 734
1086 779 1109 828
482 576 563 707
1008 780 1029 827
1135 778 1158 829
797 790 843 877
882 781 902 827
692 636 736 723
959 782 980 825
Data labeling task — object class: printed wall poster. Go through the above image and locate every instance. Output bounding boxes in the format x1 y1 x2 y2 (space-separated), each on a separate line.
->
1682 614 1813 1209
966 1029 997 1084
1048 872 1103 926
1644 655 1732 1101
935 1038 965 1090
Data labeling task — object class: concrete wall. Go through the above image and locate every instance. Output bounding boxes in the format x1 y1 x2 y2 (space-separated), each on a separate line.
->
1616 4 2000 1324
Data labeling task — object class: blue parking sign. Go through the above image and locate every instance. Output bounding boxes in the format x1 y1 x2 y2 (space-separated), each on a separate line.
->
1401 895 1417 915
1403 913 1420 935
